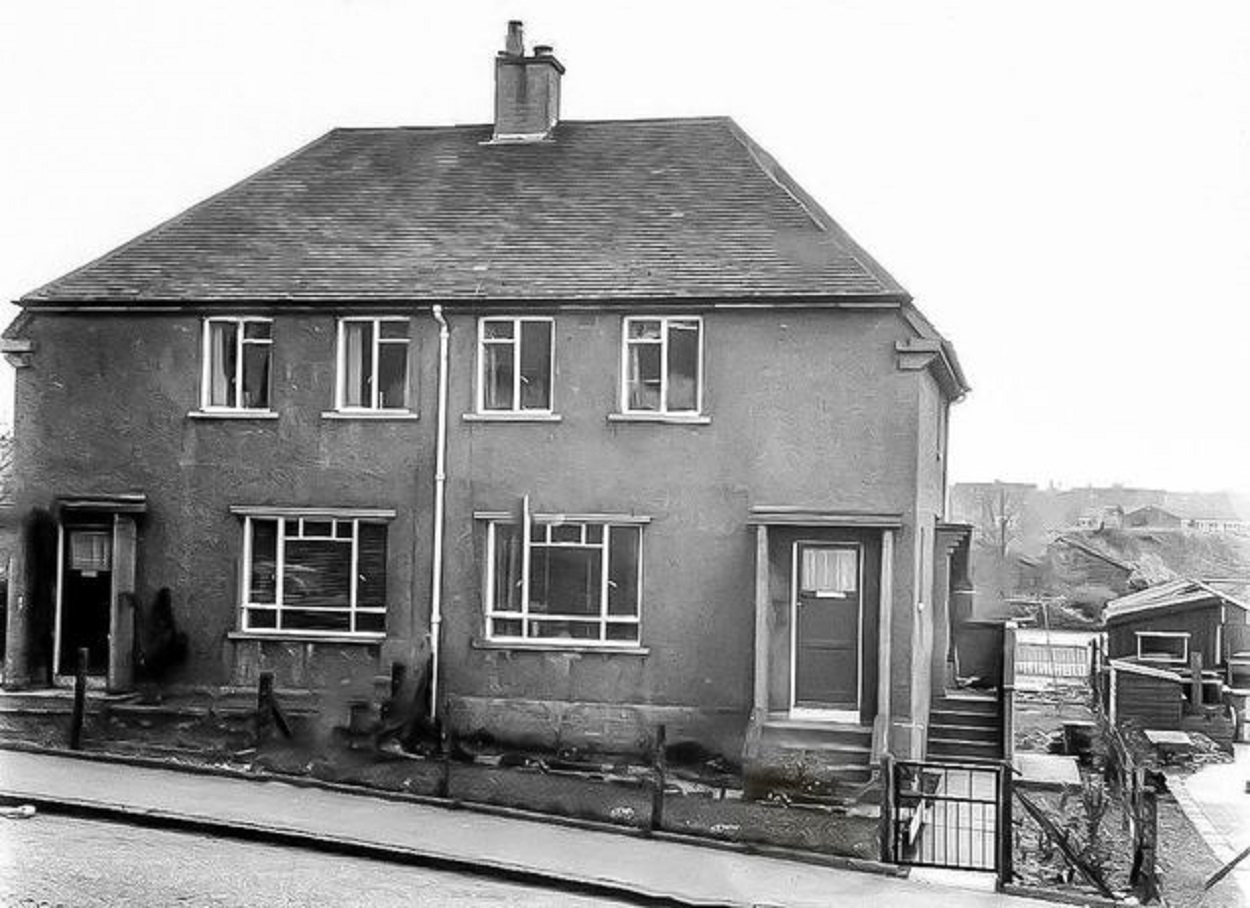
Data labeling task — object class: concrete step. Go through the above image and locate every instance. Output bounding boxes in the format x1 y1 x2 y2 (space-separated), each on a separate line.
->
929 707 1000 728
759 719 872 751
928 723 1002 744
927 737 1003 762
932 694 999 714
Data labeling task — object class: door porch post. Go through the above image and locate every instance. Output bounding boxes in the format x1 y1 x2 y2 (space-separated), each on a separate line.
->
873 527 894 759
108 513 137 693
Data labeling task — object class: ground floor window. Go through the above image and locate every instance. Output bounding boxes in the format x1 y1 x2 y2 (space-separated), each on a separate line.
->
240 512 388 636
1135 630 1189 664
485 518 642 644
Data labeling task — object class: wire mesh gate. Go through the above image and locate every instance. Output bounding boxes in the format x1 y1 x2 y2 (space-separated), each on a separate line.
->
884 759 1009 875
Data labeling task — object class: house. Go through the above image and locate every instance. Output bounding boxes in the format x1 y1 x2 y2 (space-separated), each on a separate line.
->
1124 505 1183 530
0 22 970 775
1103 578 1249 746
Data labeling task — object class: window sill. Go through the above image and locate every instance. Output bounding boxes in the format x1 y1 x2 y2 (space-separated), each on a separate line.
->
607 413 710 425
462 413 563 423
227 630 385 645
321 411 420 421
472 638 649 656
188 410 279 420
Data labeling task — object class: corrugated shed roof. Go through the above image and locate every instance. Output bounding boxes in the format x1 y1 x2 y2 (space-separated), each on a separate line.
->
20 118 908 305
1104 577 1250 622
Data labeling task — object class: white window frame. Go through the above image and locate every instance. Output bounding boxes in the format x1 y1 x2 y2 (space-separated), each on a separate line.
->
200 316 274 412
620 315 704 416
476 316 556 414
1135 630 1190 664
238 511 390 639
335 316 412 412
483 518 642 645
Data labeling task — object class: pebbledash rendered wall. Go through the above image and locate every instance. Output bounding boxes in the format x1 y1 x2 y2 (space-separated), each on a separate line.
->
12 303 944 755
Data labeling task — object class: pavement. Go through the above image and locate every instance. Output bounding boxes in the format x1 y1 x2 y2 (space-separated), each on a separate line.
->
1171 742 1250 902
0 748 1056 908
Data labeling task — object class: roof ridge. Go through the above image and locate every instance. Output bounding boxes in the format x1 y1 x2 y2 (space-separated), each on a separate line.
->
19 129 341 303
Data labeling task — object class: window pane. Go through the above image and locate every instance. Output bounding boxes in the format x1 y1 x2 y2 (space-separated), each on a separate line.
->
627 343 662 411
358 523 387 610
585 525 603 544
627 319 661 340
666 320 700 412
606 623 639 642
356 612 385 633
493 523 523 612
284 539 351 608
209 321 237 407
801 548 857 594
378 343 408 410
492 618 522 637
528 620 598 640
242 342 271 409
246 608 277 629
607 526 640 616
483 343 515 410
69 531 112 572
379 320 409 340
549 524 581 544
530 546 601 616
284 610 352 632
250 520 277 604
519 321 552 410
243 321 271 340
483 320 514 340
343 321 373 408
303 520 333 537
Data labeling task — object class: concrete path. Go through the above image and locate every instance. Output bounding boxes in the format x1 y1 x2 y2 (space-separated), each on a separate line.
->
1172 743 1250 902
0 749 1052 908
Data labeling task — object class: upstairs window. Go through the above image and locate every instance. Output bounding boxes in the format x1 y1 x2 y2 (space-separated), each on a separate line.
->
485 519 642 644
1135 631 1189 664
241 513 388 637
202 317 272 411
478 317 554 413
622 316 702 415
337 317 411 411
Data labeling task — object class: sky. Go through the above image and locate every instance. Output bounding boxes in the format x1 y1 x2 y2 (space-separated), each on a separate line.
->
1 1 1248 494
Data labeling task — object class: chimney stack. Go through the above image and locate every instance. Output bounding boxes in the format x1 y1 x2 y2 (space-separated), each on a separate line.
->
493 20 564 142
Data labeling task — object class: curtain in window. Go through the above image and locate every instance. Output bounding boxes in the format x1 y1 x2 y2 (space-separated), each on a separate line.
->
210 321 236 406
628 343 662 410
801 547 857 594
344 322 370 407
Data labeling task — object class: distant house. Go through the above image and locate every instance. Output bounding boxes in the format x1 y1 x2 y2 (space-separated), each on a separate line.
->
1124 505 1182 530
1050 534 1136 597
1184 517 1250 538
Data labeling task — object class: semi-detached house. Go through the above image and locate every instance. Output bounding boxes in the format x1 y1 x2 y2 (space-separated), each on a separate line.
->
2 22 972 776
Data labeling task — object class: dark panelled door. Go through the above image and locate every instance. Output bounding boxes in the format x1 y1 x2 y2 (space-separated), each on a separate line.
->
60 526 113 675
794 543 861 712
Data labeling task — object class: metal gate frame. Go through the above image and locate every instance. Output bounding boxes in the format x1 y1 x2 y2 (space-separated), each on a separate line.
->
880 756 1012 883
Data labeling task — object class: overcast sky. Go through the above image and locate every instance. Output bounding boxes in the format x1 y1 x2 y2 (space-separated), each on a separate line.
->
2 1 1247 494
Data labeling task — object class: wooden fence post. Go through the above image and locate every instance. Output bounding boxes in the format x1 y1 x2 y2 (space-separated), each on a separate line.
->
1131 784 1160 903
997 762 1014 889
650 724 667 832
69 647 88 750
1189 651 1203 711
255 671 274 745
879 753 896 864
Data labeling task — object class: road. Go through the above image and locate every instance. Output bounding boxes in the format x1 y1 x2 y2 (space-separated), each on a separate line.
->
0 813 630 907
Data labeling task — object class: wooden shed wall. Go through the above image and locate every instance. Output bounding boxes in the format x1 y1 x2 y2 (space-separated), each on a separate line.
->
1107 602 1224 665
1114 670 1182 729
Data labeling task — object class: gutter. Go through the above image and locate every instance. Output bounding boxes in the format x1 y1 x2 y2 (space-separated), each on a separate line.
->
429 305 450 721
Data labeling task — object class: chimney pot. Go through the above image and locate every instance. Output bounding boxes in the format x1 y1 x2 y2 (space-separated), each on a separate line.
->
533 44 553 57
505 20 524 56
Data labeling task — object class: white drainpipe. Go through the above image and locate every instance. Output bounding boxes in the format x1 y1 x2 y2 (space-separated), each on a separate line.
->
429 305 450 721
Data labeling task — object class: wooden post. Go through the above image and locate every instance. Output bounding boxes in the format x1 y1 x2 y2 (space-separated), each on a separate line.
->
1131 784 1160 903
69 647 88 750
437 709 452 799
1001 621 1017 762
255 671 274 745
390 661 407 700
1189 651 1203 710
879 753 896 863
997 762 1014 889
650 724 667 832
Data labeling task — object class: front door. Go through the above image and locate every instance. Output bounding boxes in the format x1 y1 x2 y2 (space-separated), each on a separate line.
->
58 526 113 676
792 542 862 719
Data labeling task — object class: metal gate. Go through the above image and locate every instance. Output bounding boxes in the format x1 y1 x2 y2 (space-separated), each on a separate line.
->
884 758 1009 875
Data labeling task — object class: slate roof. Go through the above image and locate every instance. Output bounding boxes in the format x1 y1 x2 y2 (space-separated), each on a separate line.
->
21 118 907 305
